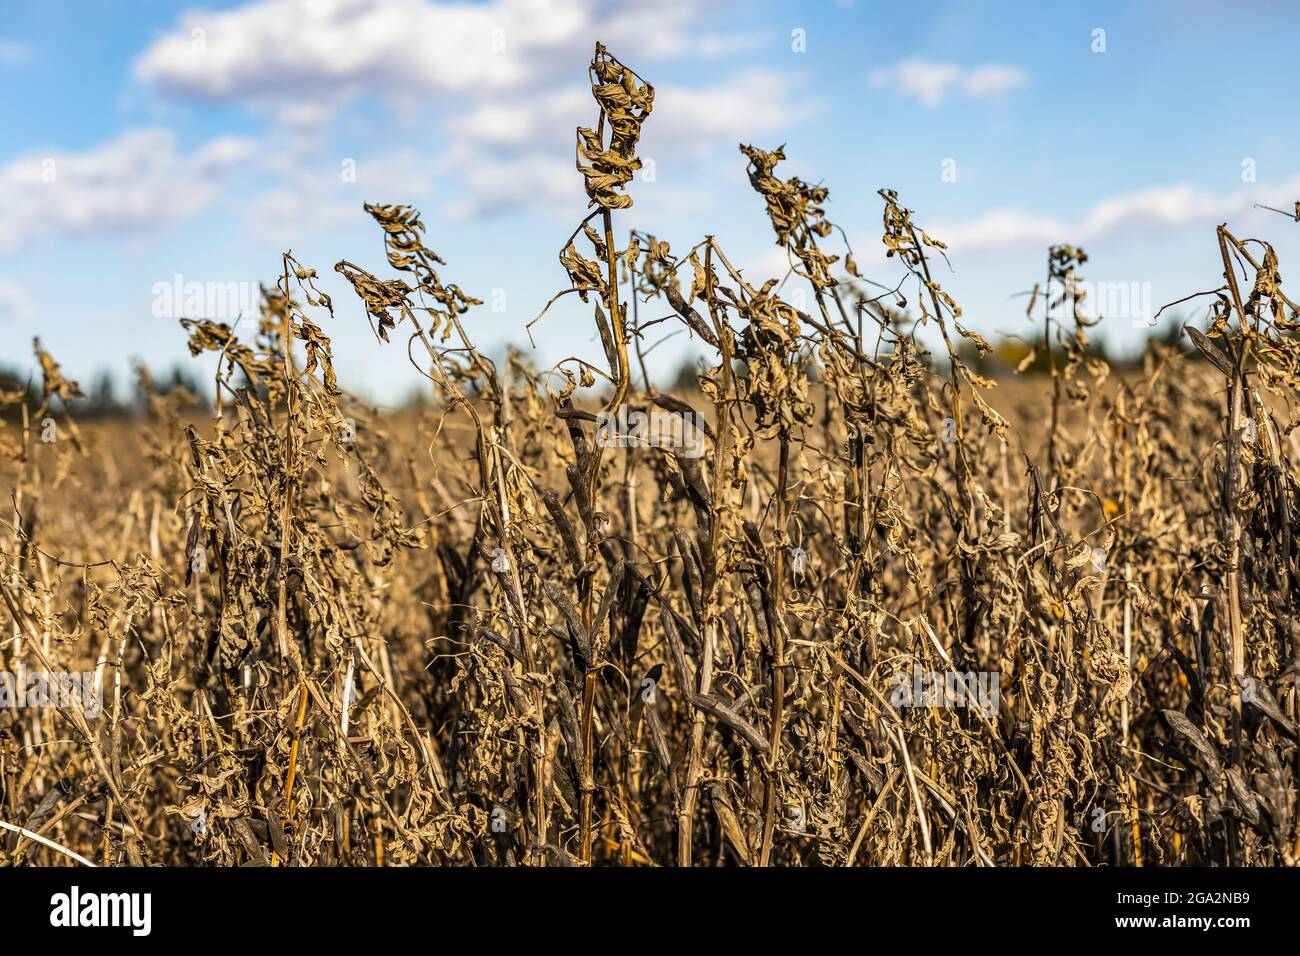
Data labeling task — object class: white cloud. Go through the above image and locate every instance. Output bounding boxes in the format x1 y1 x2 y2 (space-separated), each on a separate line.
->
648 71 817 157
133 0 790 221
245 149 438 243
932 175 1300 252
0 39 31 66
931 210 1067 249
442 151 579 221
963 64 1029 98
135 0 533 110
1080 183 1238 236
869 59 1028 107
0 129 253 252
134 0 745 117
453 71 812 155
245 187 355 245
448 85 590 149
443 70 815 219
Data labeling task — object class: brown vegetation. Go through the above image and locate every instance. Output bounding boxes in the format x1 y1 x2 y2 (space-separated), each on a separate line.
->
1 44 1297 868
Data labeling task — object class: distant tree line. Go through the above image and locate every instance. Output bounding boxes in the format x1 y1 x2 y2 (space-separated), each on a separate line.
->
0 364 209 419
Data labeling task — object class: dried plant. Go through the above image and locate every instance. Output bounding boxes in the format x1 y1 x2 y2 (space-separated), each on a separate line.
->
1 42 1297 870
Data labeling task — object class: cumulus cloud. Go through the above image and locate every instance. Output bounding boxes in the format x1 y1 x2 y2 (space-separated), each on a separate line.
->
450 71 812 155
869 59 1028 107
646 71 818 157
134 0 749 116
135 0 535 109
132 0 792 220
443 70 816 220
932 175 1300 252
0 129 253 251
448 85 591 150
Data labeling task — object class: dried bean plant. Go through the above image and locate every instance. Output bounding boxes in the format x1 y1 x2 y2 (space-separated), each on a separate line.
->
1 44 1297 868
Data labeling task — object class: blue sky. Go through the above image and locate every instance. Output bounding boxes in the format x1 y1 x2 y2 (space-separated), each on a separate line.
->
3 0 1299 405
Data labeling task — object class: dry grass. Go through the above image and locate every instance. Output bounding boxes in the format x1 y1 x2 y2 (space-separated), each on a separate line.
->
0 43 1297 868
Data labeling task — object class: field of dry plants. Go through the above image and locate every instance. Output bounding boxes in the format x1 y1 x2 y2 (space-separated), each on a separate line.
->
1 43 1297 868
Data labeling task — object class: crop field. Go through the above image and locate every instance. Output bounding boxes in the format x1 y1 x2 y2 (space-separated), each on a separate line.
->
1 43 1297 870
